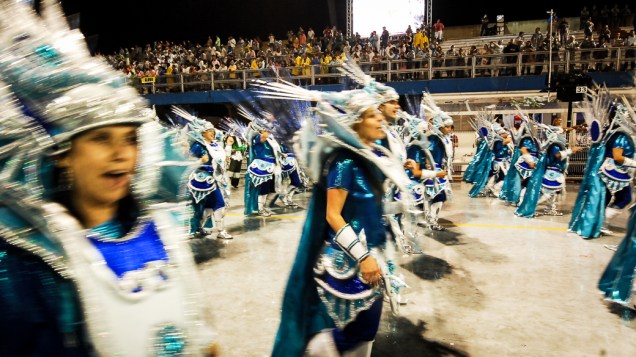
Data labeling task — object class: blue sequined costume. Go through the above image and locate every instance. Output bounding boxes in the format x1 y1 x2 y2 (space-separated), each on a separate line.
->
469 137 511 198
500 136 539 204
244 133 279 215
272 150 386 356
515 142 568 217
189 141 226 234
426 133 451 203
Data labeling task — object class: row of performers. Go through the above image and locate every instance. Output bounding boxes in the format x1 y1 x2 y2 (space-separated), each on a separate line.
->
463 89 636 310
178 108 310 239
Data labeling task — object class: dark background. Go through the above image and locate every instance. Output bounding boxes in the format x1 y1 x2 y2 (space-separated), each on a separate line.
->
56 0 598 54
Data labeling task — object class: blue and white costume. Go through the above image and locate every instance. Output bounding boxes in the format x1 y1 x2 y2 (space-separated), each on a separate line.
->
190 136 232 239
500 116 540 205
516 125 572 217
420 94 454 230
406 123 443 228
242 111 283 217
170 107 232 239
257 82 414 356
467 113 512 198
570 94 636 238
0 2 215 354
278 143 303 207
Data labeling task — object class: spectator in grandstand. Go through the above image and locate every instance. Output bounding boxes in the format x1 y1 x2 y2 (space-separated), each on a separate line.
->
490 39 504 77
433 19 445 43
445 45 457 77
380 26 389 49
584 17 594 39
624 29 635 71
522 41 536 75
558 17 570 48
580 6 590 30
480 14 490 36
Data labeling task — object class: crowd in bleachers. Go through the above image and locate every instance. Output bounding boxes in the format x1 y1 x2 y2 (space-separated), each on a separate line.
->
100 4 635 92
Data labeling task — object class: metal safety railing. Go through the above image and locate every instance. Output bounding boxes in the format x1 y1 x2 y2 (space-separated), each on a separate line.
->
127 46 636 94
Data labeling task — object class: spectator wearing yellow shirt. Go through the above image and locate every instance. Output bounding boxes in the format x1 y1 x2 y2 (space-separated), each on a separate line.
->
301 54 311 76
292 54 302 76
250 57 261 78
320 52 332 74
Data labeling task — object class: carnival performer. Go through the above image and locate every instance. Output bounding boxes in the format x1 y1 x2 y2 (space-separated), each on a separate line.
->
420 93 454 230
224 134 247 188
171 107 233 239
241 107 283 217
270 90 414 357
499 113 540 206
570 92 636 238
468 114 512 198
278 142 304 207
0 1 216 355
406 121 449 227
515 122 581 217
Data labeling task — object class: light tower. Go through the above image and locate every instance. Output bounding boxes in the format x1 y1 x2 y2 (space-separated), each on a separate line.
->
425 0 433 30
346 0 353 38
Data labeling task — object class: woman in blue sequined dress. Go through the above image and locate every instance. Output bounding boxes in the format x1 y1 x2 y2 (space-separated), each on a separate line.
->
0 2 216 355
272 91 414 357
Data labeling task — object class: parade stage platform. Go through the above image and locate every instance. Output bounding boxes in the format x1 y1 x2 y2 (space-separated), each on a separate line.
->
194 182 635 356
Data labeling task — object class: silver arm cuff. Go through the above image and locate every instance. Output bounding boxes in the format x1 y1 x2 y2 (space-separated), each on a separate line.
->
621 157 636 167
559 149 572 159
333 224 370 262
420 169 437 179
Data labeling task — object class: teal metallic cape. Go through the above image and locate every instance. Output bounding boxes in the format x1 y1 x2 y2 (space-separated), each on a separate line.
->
0 207 88 355
271 169 335 357
598 206 636 303
463 140 488 184
499 147 522 203
467 147 494 198
568 143 607 238
244 144 259 215
515 151 549 218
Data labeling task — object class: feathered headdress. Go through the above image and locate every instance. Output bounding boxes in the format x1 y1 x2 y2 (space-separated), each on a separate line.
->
236 103 276 142
0 1 154 154
168 106 217 146
218 117 248 142
420 92 453 134
581 84 614 143
338 57 399 103
252 79 415 202
396 109 426 143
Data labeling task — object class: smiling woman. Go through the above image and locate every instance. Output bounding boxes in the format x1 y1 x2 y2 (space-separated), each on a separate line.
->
0 1 217 356
56 125 139 228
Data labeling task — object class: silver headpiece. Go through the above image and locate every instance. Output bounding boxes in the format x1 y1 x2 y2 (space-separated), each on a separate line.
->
0 1 154 154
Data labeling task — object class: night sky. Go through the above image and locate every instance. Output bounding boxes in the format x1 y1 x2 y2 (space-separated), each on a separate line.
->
57 0 601 54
